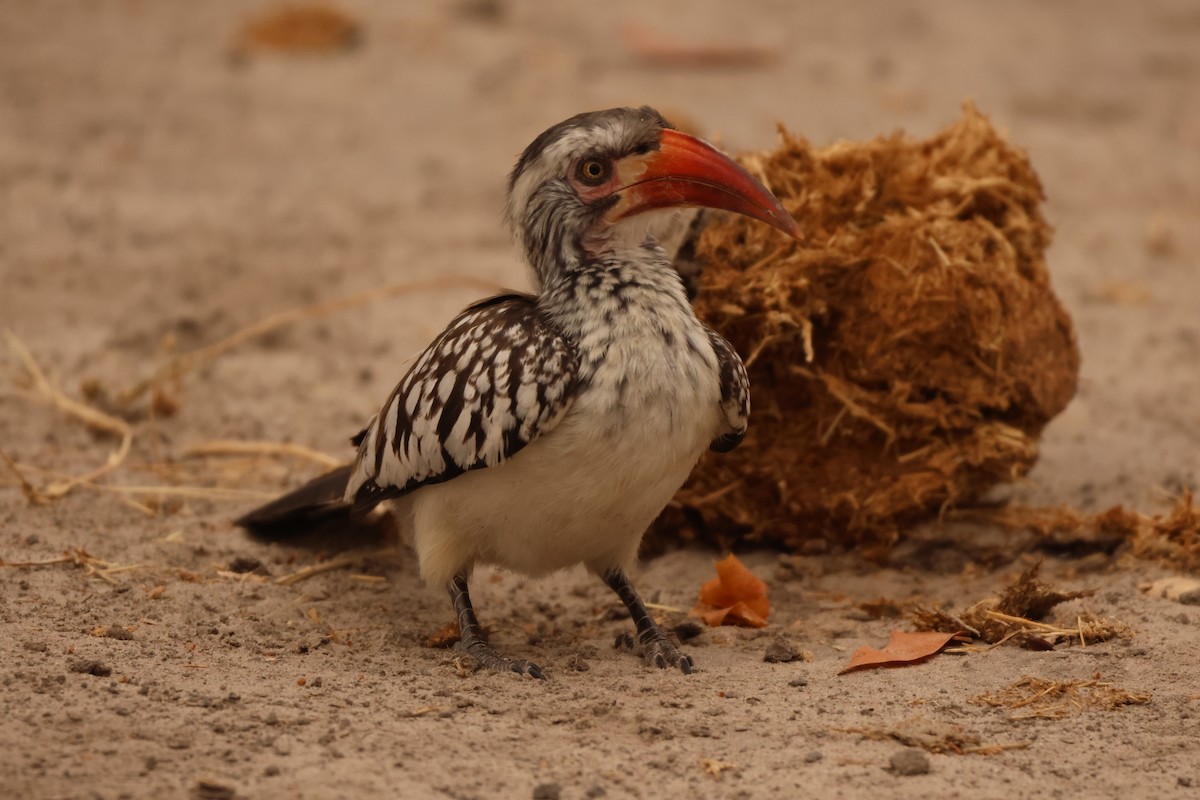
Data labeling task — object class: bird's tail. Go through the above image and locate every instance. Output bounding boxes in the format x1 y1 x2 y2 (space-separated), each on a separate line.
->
235 465 355 538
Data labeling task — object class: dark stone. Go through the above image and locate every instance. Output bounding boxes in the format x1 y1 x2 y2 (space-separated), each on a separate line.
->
890 748 930 776
68 659 112 677
227 556 269 575
764 635 803 663
192 781 237 800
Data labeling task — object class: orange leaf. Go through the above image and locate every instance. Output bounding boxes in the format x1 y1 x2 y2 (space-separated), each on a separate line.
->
839 630 959 675
691 554 770 628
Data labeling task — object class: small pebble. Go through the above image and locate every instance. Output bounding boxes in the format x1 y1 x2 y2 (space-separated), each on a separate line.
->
228 556 269 575
533 783 561 800
788 676 809 688
890 748 930 776
193 781 236 800
764 635 802 663
672 620 704 642
68 659 112 677
804 750 823 763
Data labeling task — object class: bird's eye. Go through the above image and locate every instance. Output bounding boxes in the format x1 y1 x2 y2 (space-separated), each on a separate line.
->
575 158 611 186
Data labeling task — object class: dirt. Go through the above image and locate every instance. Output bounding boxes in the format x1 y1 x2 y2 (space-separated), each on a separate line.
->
2 1 1199 798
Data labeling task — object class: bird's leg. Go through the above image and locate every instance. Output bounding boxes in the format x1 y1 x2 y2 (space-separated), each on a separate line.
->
602 568 693 674
448 574 546 680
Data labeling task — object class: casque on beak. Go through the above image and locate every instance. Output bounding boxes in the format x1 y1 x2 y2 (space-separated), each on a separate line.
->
607 129 802 241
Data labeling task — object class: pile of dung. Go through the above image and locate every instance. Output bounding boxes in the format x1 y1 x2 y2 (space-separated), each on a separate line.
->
659 103 1079 551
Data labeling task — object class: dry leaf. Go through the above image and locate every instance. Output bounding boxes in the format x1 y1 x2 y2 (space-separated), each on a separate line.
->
238 4 361 54
839 630 959 675
426 622 461 649
690 554 770 627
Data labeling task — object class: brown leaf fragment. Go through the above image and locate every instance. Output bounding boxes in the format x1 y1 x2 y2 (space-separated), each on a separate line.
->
839 630 959 675
690 554 770 628
238 4 362 55
426 622 461 649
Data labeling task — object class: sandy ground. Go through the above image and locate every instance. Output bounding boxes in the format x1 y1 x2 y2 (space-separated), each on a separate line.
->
2 1 1200 798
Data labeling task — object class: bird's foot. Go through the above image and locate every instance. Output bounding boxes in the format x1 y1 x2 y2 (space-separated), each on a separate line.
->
615 631 694 674
456 641 546 680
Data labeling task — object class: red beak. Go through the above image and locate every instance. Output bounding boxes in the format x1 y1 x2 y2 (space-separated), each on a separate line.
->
612 129 801 240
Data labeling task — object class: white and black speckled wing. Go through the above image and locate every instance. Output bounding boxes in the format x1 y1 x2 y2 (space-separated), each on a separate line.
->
345 294 580 512
704 326 750 453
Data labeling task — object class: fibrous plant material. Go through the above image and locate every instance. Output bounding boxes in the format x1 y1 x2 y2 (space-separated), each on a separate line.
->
3 278 497 518
911 563 1130 649
974 673 1151 720
837 720 1030 755
983 491 1200 572
660 103 1078 549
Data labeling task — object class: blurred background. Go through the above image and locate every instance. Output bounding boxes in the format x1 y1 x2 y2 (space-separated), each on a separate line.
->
1 0 1198 506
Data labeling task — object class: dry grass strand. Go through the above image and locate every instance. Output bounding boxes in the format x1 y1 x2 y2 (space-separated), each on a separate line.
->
974 673 1151 720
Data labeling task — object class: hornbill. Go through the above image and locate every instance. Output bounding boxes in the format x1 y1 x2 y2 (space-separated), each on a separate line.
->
237 107 800 678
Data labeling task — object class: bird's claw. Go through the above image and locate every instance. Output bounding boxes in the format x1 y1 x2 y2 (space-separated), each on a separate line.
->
646 637 694 674
614 631 693 674
456 642 547 680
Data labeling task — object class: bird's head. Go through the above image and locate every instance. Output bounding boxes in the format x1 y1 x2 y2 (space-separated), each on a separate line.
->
505 106 800 289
